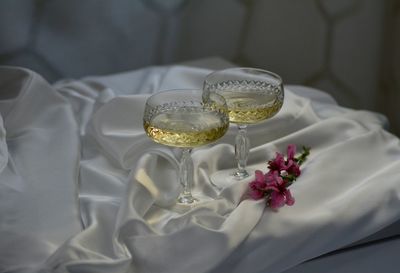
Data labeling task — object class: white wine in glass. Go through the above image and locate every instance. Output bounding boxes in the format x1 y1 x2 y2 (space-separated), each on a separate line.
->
143 89 229 204
204 67 284 181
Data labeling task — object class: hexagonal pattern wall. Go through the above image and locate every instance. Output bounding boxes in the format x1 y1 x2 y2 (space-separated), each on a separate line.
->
0 0 398 135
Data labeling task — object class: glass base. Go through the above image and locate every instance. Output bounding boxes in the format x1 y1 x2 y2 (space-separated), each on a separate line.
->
210 168 255 190
232 169 250 179
177 194 199 205
169 193 213 213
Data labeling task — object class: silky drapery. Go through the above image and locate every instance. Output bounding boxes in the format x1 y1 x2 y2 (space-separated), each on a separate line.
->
1 65 399 273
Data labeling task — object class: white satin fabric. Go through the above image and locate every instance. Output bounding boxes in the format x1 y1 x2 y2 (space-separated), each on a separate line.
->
0 65 400 273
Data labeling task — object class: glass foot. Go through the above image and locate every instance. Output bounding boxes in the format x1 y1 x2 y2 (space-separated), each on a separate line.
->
177 194 198 205
170 194 213 212
232 169 250 180
210 168 255 190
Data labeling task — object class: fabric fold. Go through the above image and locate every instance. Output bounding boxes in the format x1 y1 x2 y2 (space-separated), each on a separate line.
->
1 64 399 273
0 67 81 272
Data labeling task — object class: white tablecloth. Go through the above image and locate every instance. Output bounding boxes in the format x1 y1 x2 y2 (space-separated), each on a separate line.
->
0 64 399 273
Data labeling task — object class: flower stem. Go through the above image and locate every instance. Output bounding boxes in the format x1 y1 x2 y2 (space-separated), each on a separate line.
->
296 146 311 166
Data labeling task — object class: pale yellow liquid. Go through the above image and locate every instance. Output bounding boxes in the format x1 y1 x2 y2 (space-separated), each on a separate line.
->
144 107 228 148
219 91 282 124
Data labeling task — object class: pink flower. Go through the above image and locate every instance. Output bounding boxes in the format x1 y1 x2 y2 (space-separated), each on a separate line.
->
285 144 301 177
264 171 295 209
264 170 283 188
287 144 296 160
247 144 309 210
268 152 286 171
249 170 267 200
270 189 295 209
286 159 301 177
268 145 300 175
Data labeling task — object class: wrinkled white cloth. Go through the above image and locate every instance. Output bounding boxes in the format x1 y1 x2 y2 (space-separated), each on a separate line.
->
0 65 399 273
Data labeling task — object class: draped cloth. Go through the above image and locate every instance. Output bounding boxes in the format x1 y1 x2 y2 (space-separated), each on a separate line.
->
0 65 399 273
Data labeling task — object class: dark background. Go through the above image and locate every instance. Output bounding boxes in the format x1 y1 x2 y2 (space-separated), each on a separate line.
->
0 0 399 136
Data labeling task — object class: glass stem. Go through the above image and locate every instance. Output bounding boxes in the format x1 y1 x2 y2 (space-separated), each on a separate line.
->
234 125 250 179
178 148 195 204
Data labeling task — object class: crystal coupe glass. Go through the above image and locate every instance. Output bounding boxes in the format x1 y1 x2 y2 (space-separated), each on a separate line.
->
143 89 229 205
203 68 284 180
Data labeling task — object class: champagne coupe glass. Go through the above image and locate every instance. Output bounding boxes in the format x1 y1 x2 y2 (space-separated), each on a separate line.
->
203 68 284 180
143 89 229 205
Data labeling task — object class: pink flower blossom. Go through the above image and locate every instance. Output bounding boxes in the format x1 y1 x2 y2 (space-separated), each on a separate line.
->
260 170 295 209
249 169 295 208
268 144 301 176
247 144 310 210
264 170 283 189
270 189 295 209
268 152 286 171
286 159 301 177
267 175 295 209
287 144 296 160
249 170 267 200
285 144 301 177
